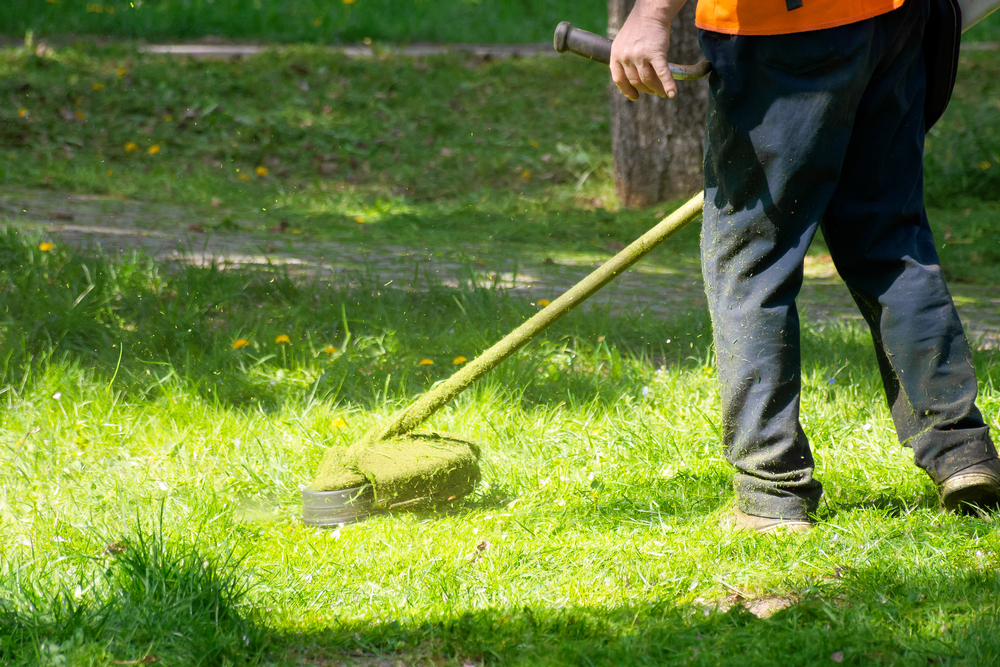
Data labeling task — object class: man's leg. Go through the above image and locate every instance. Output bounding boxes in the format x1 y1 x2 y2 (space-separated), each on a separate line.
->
820 1 997 486
699 24 881 520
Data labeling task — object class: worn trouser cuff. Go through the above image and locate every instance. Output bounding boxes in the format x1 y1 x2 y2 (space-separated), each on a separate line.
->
734 475 822 521
921 432 997 485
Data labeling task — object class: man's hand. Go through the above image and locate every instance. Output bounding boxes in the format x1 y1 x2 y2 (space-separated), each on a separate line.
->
610 0 688 101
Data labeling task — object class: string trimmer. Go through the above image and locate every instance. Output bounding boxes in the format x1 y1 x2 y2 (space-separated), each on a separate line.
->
302 23 710 526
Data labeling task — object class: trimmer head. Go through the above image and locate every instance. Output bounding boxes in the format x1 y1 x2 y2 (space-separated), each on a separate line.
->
302 433 481 527
301 484 382 526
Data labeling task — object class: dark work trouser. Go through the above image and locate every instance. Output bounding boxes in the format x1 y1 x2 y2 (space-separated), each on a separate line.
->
698 0 996 520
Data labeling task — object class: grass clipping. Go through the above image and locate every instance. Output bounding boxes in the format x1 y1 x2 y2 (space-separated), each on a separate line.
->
311 433 481 508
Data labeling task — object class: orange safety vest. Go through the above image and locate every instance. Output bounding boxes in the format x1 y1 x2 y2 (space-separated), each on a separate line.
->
696 0 907 35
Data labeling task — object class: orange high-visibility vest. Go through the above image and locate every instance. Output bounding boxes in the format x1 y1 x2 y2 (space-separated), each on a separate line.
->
696 0 907 35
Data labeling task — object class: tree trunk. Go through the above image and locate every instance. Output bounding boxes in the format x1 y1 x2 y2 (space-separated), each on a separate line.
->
608 0 708 208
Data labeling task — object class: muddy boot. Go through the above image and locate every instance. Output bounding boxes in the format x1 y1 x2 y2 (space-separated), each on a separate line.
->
939 459 1000 515
725 507 812 534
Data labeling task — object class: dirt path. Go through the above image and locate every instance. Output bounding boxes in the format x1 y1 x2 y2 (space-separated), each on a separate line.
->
139 42 556 59
3 187 998 349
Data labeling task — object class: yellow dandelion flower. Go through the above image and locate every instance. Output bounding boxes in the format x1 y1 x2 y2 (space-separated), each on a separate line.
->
312 17 323 26
255 166 269 176
453 356 468 365
521 170 532 179
124 141 138 152
238 173 251 181
530 140 539 148
92 82 105 91
164 115 173 122
536 299 551 307
275 334 291 344
75 110 85 119
355 216 365 223
231 338 250 350
979 161 992 170
18 108 27 117
117 67 127 78
148 145 160 155
323 345 338 355
38 242 54 252
107 169 113 176
343 0 355 4
331 417 348 428
418 359 434 366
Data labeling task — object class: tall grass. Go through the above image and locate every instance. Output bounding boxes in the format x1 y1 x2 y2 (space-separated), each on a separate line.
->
0 227 707 412
0 516 265 666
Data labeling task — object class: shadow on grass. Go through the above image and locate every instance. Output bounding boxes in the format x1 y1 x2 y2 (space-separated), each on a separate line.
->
426 468 734 527
0 227 928 420
0 519 269 667
273 566 1000 666
6 518 999 667
1 227 717 415
827 494 941 519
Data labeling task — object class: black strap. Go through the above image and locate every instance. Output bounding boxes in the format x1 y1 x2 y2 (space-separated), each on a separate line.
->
924 0 963 130
786 0 803 9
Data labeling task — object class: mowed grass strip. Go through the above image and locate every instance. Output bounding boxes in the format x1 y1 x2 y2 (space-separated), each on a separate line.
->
1 228 999 665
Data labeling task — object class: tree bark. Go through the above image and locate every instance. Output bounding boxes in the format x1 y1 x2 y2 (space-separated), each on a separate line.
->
608 0 708 208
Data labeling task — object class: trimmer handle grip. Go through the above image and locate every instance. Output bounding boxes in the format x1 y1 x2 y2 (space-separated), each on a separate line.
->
553 21 712 81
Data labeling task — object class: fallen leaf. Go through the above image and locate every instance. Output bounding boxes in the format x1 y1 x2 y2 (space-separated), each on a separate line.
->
830 651 844 663
470 540 492 563
742 596 796 619
105 541 127 555
113 656 159 665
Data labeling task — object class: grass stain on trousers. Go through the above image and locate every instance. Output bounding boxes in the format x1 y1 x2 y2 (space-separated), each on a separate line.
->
698 0 996 520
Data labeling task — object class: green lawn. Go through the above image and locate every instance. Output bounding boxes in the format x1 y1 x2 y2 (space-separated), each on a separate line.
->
2 0 998 45
2 41 999 281
2 38 1000 667
1 0 608 45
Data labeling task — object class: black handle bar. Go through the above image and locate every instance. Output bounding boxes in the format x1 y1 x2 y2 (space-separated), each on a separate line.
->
553 21 712 81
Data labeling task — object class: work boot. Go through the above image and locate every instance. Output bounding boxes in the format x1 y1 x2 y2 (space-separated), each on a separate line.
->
727 507 812 533
939 458 1000 515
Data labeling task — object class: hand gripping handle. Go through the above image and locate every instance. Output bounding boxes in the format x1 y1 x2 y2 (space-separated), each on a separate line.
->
553 21 712 81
